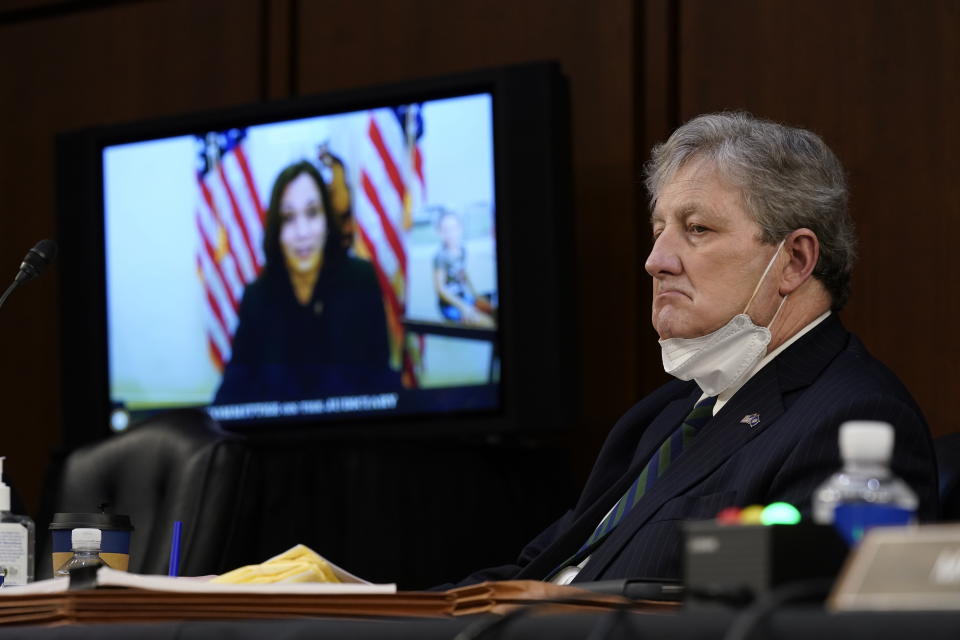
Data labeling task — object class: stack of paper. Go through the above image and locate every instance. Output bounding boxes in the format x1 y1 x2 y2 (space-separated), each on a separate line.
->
0 568 656 626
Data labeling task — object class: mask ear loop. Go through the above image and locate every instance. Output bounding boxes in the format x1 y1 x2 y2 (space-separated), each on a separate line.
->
743 238 787 314
767 293 789 331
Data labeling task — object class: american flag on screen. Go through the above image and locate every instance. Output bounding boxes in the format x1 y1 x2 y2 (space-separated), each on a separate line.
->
353 105 426 387
194 129 265 371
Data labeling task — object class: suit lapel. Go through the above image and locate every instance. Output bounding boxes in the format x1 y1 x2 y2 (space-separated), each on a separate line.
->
576 314 849 581
515 386 700 580
568 386 702 533
576 369 786 581
625 387 702 469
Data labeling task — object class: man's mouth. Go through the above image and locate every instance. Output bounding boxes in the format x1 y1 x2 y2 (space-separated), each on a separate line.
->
656 288 691 300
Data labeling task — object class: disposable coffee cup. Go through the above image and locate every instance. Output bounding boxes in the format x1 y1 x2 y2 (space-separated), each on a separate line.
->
49 513 134 573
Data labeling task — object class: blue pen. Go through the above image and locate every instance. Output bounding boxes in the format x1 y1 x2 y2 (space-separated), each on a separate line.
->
168 521 182 577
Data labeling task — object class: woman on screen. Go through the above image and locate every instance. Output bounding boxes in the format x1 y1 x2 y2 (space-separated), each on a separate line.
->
214 160 399 405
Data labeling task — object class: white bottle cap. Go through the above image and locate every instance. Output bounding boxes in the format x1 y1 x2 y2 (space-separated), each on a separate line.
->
839 420 894 464
71 527 102 551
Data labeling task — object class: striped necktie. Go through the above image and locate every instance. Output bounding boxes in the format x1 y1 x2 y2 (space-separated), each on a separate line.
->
550 395 717 577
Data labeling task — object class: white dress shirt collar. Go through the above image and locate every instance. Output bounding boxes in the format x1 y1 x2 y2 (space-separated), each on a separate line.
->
705 310 832 415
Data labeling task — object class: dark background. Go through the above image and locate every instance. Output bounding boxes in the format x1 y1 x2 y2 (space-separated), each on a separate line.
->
1 0 957 583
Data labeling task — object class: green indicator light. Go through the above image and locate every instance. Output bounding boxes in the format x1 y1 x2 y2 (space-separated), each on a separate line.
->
760 502 801 525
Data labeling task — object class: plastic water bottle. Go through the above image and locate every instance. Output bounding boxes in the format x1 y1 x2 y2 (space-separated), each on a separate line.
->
55 528 105 576
812 421 917 545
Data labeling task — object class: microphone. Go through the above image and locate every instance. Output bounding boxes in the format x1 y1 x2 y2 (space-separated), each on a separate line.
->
15 239 58 284
0 239 58 311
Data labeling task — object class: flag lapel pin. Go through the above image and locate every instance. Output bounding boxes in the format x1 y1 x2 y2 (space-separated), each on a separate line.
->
739 413 760 428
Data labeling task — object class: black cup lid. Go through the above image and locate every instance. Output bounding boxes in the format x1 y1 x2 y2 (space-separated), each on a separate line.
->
48 512 134 531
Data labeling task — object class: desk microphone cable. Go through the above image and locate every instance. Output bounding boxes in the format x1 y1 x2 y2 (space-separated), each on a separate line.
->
721 578 834 640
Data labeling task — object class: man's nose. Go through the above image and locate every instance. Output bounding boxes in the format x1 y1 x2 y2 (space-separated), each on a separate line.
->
645 229 683 278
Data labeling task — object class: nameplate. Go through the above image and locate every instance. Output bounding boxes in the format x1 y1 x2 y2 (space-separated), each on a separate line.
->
830 524 960 611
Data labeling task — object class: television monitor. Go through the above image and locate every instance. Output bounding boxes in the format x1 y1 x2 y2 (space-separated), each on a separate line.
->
56 62 574 446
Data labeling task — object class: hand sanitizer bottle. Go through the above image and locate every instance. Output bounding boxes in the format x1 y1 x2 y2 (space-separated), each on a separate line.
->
0 456 35 585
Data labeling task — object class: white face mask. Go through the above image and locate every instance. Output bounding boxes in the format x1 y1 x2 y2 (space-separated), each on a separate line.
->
658 240 787 397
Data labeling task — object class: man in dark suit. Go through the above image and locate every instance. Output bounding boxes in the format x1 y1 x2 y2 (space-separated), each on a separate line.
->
457 112 938 585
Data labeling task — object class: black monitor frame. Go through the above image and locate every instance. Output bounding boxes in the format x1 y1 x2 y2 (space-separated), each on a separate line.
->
56 61 576 448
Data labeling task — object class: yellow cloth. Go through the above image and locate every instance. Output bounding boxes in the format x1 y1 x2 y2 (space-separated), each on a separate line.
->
211 544 340 584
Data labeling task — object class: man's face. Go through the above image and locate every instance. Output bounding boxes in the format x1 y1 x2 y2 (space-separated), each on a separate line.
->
645 159 782 340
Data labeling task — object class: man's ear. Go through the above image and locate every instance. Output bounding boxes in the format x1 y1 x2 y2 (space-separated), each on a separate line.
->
779 228 819 295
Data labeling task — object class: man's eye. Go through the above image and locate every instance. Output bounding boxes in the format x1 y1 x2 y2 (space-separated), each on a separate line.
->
688 224 709 234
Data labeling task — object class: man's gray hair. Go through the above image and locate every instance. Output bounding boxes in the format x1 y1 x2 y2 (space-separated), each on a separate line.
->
644 112 856 310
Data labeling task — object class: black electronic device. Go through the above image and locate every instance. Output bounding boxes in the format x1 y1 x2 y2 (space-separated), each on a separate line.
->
577 578 684 602
683 522 848 609
55 62 575 447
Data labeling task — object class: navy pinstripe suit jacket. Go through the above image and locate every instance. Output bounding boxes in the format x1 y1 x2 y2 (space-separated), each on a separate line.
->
461 314 939 583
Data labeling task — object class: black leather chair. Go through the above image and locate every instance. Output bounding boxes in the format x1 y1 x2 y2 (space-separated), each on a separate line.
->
40 409 251 577
934 432 960 521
